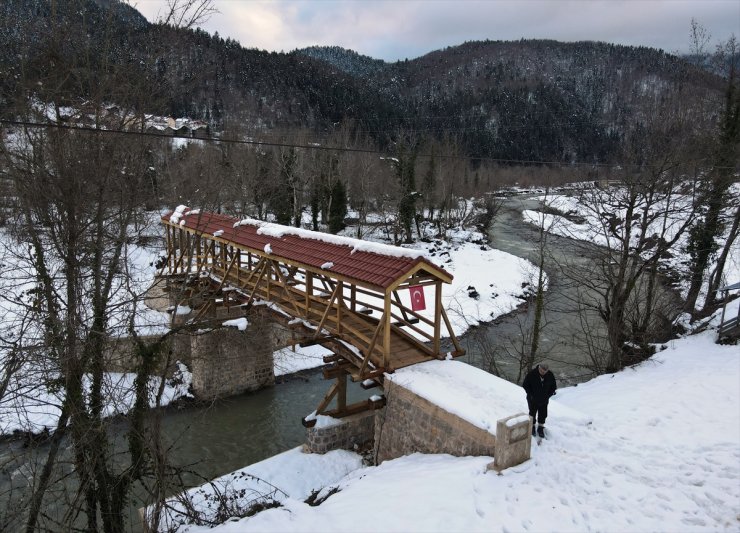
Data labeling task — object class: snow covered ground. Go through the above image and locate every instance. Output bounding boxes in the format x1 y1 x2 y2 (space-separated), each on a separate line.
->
273 344 333 377
522 187 740 304
167 300 740 532
0 362 193 435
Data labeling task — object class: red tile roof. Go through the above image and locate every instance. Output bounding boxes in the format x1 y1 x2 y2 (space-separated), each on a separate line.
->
162 211 453 290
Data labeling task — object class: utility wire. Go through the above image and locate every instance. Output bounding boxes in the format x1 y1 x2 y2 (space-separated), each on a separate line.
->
0 118 726 171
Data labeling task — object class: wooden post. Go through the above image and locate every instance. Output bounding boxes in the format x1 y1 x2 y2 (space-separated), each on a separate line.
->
306 272 313 319
337 281 343 334
434 281 442 356
165 225 172 273
266 260 272 300
383 291 391 368
351 285 356 312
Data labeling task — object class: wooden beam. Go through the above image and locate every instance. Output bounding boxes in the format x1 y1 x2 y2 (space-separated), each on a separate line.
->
243 260 270 308
392 290 412 323
313 283 340 339
383 293 391 368
305 272 313 319
323 398 381 419
434 281 441 356
270 259 302 316
336 281 343 335
441 306 463 354
299 335 336 347
359 314 384 377
314 382 339 415
213 251 240 294
322 353 344 364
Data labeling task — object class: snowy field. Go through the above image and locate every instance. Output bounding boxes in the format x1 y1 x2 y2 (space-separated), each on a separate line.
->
162 300 740 532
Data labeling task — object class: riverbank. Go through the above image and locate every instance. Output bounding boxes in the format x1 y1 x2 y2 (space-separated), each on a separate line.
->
521 186 740 305
157 299 740 532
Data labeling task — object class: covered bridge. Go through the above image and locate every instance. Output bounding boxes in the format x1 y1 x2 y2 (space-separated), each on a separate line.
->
160 207 465 423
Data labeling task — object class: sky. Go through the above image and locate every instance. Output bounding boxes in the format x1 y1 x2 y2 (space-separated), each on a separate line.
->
130 0 740 61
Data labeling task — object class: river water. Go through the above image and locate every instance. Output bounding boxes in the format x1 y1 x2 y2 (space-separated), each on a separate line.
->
0 193 671 529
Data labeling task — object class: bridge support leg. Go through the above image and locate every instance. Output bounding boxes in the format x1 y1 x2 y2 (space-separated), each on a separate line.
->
303 368 381 428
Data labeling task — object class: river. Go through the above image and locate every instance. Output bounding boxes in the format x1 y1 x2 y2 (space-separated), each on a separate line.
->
0 193 674 530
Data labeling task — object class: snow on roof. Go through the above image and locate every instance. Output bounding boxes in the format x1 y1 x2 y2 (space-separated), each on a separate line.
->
387 360 590 435
163 209 451 289
234 217 425 260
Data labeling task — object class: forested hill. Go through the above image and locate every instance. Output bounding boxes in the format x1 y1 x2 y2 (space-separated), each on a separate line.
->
0 0 725 163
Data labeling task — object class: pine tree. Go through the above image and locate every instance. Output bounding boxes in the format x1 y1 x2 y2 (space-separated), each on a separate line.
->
328 179 347 234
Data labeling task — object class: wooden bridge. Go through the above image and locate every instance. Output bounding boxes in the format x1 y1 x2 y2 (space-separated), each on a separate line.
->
160 207 464 425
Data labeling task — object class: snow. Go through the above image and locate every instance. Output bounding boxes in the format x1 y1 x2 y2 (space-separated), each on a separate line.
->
320 262 334 270
388 360 588 434
213 229 224 237
173 303 740 532
349 226 542 339
169 204 189 224
167 304 192 316
0 362 193 435
302 411 342 428
232 217 425 259
222 317 248 331
264 243 272 254
522 187 740 306
505 414 531 427
273 344 332 376
150 447 363 532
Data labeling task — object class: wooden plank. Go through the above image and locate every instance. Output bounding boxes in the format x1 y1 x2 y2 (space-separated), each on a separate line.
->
299 336 336 347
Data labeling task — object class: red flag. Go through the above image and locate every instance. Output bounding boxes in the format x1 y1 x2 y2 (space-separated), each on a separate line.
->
409 285 426 311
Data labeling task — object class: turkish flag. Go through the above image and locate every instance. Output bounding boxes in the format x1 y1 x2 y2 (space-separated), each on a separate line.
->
409 285 426 311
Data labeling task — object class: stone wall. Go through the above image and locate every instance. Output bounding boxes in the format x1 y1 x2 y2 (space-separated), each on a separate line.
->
305 411 375 454
374 380 497 463
189 313 276 399
374 380 532 470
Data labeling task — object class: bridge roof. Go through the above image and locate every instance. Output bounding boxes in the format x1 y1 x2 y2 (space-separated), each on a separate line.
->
162 209 453 290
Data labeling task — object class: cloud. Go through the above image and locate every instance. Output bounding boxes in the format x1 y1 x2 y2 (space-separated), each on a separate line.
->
132 0 740 60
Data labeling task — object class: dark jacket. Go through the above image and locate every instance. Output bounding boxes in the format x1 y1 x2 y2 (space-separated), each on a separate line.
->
522 365 557 405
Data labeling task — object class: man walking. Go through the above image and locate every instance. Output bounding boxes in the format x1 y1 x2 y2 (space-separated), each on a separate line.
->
523 363 557 438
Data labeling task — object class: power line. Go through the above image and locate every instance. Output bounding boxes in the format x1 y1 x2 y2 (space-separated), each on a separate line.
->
0 118 725 171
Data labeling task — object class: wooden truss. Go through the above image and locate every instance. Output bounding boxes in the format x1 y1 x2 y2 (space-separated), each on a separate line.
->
161 220 465 425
